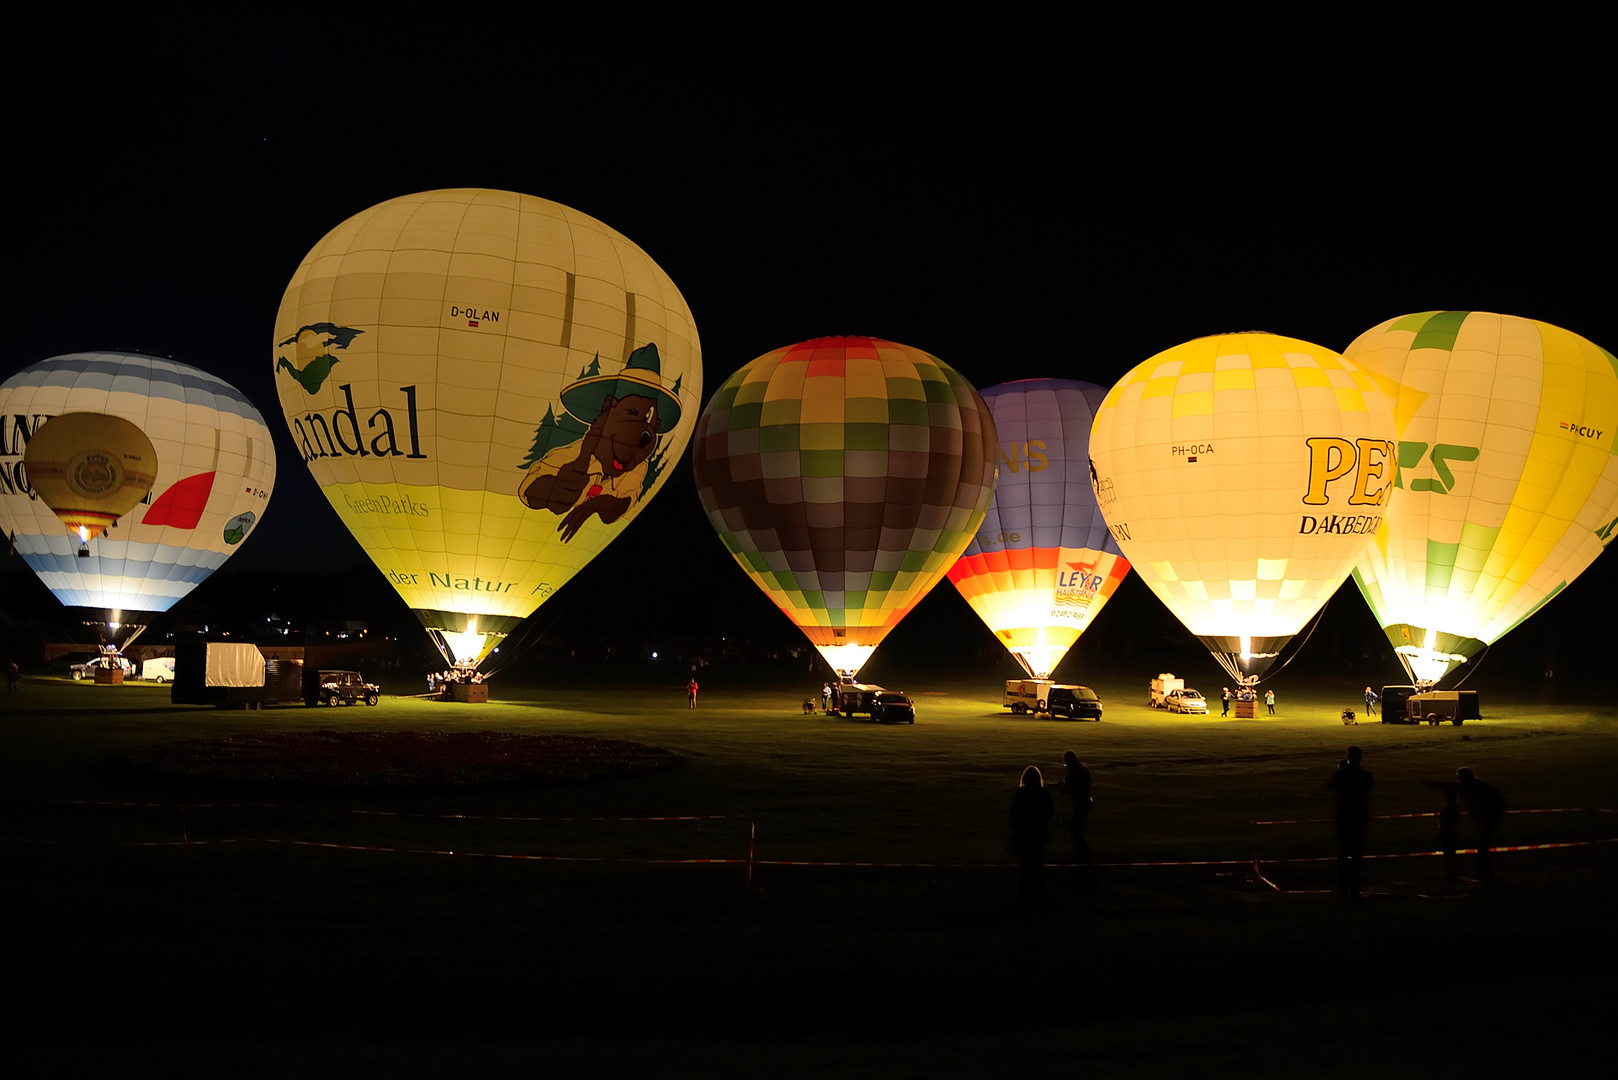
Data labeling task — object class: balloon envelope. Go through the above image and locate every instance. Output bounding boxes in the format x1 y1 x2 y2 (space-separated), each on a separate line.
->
272 189 701 667
692 336 998 676
1344 311 1618 684
0 352 276 617
947 379 1129 678
1088 333 1397 682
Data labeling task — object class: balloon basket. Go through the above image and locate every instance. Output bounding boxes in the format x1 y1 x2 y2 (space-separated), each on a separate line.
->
446 683 488 704
93 667 125 685
1234 699 1257 719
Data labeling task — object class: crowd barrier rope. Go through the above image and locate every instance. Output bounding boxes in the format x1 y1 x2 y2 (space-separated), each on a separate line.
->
5 796 1615 895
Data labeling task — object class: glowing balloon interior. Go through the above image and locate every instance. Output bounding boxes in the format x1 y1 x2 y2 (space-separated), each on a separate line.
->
947 379 1129 678
0 352 276 620
1344 311 1618 685
273 189 701 667
22 413 158 542
1088 333 1397 683
692 336 998 677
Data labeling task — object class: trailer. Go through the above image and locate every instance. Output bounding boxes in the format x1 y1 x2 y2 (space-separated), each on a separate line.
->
831 681 885 718
1403 690 1481 726
140 657 176 683
1004 680 1103 720
171 643 305 709
1148 673 1183 709
1005 679 1056 715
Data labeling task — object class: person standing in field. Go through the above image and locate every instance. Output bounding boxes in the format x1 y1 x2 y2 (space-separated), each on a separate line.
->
1221 687 1231 716
1264 688 1276 715
1437 787 1460 881
686 677 699 708
1364 687 1379 716
1057 751 1094 873
1009 765 1054 902
822 682 832 713
1328 745 1373 900
1456 768 1505 881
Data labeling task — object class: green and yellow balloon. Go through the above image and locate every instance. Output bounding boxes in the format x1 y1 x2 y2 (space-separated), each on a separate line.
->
1345 311 1618 684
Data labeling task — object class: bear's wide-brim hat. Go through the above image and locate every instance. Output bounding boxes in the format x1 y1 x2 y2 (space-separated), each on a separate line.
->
560 343 683 431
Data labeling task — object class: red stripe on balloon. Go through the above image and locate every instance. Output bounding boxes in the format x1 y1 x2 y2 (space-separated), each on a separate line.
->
142 471 216 529
949 546 1062 582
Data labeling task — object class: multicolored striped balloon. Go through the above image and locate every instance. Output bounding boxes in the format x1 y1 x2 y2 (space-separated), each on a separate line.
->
1088 333 1397 684
692 336 998 676
0 352 276 620
1345 311 1618 684
947 379 1129 678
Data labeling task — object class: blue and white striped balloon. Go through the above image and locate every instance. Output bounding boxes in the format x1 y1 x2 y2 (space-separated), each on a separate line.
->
0 352 275 615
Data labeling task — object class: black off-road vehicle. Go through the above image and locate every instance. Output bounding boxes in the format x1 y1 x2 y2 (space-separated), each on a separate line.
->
306 669 380 707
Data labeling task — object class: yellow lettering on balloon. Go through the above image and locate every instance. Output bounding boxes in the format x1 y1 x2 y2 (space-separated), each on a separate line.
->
1302 437 1355 506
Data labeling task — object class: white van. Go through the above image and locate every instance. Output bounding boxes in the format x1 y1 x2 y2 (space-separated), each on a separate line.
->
141 656 176 683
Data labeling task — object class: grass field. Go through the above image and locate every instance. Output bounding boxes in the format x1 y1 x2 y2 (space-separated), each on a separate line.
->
3 663 1614 1078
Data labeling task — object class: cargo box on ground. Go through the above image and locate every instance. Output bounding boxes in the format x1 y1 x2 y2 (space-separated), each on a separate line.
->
171 643 305 709
1403 690 1480 726
1149 674 1184 708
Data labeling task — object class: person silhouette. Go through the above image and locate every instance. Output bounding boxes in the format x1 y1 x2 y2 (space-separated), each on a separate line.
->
1456 768 1505 881
1437 788 1460 881
1057 751 1094 870
1009 765 1054 901
1327 745 1373 900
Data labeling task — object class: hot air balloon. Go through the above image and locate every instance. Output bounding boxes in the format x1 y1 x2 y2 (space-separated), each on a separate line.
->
1088 333 1397 684
1344 311 1618 685
946 379 1129 679
0 352 276 644
691 336 998 677
272 189 701 669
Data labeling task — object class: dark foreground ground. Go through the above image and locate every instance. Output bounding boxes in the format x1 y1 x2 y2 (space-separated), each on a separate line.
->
3 666 1613 1078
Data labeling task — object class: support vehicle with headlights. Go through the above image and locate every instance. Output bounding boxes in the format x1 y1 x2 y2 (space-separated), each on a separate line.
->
1005 680 1103 720
1164 688 1208 714
1148 673 1184 708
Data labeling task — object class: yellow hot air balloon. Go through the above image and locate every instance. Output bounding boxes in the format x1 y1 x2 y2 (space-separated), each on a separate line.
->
1089 333 1397 684
272 189 701 668
1344 311 1618 685
22 413 158 543
692 336 998 677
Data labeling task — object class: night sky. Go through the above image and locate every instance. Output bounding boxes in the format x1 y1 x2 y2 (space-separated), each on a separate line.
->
6 18 1614 675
